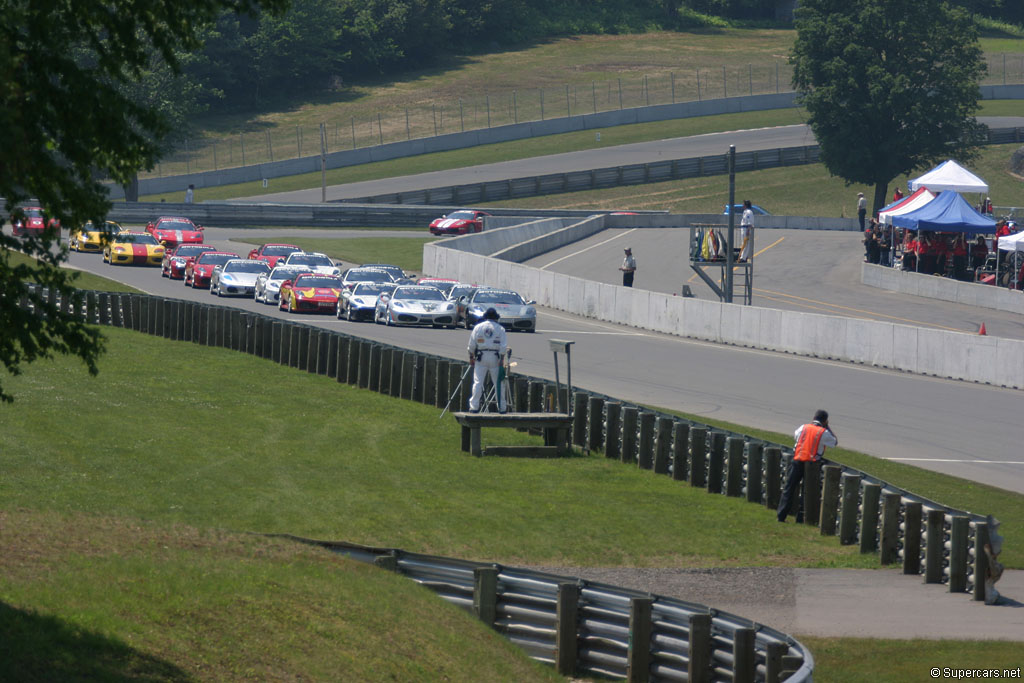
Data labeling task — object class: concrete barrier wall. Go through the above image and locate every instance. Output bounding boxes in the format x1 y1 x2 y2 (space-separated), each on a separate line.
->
423 243 1024 389
493 215 607 262
862 263 1024 315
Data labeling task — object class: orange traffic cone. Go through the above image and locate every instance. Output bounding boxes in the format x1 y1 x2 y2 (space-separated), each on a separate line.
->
979 323 987 335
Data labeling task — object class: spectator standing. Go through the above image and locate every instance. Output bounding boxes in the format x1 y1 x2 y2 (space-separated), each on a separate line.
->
619 248 636 287
857 192 867 231
738 200 754 262
184 184 194 204
777 410 838 523
951 233 968 280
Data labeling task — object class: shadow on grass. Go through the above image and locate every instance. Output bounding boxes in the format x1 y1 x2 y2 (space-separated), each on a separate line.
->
0 602 191 682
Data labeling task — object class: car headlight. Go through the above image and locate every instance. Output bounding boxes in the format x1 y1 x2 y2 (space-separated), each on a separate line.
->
172 257 185 265
393 301 405 309
114 246 126 253
221 274 235 282
445 303 455 311
525 307 536 315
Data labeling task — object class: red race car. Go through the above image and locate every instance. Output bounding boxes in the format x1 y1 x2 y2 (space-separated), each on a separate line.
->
11 206 60 236
247 243 302 268
428 209 490 236
184 251 238 288
145 216 204 249
279 273 344 314
162 243 217 279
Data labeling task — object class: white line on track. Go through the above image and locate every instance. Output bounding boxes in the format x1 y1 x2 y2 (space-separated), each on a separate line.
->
539 228 638 269
881 458 1024 465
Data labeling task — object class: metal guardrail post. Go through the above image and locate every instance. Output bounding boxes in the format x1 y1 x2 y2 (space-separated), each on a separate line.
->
621 406 639 465
687 613 712 683
880 492 901 564
707 432 725 494
637 412 655 470
588 397 605 451
819 465 841 535
925 509 945 583
725 436 745 497
373 551 398 572
745 442 763 503
764 447 781 510
859 482 881 553
839 473 862 545
654 416 673 475
555 582 580 677
627 598 653 683
689 427 707 487
949 516 969 593
903 501 923 575
605 402 621 459
473 567 498 627
671 422 689 482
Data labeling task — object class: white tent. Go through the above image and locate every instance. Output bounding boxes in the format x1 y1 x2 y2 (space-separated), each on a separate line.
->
909 160 989 194
879 188 936 225
997 231 1024 252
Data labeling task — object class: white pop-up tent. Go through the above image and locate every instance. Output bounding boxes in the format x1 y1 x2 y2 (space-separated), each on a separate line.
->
909 160 989 194
879 187 936 225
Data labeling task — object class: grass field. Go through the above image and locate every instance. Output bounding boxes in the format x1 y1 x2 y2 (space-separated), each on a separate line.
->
2 328 1021 681
4 248 143 293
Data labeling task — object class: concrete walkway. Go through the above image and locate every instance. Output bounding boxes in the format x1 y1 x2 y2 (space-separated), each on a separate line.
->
532 567 1024 640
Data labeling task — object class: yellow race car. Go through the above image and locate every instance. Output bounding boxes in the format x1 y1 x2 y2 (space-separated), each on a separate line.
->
69 220 123 252
103 231 165 266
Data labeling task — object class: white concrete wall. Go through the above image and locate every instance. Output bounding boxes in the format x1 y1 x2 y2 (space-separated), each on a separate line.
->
862 263 1024 315
423 243 1024 389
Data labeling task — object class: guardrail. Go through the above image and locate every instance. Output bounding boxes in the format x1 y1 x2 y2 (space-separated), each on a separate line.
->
22 284 1002 618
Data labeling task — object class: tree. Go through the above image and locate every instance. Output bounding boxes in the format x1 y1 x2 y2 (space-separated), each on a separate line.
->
0 0 286 402
791 0 987 214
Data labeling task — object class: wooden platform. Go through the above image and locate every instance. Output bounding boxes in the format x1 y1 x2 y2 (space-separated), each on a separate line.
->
452 412 572 457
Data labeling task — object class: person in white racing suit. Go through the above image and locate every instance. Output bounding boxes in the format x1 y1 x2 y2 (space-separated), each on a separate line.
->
467 307 508 413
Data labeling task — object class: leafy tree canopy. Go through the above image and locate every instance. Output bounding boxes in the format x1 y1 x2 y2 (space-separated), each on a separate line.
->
791 0 988 211
0 0 285 402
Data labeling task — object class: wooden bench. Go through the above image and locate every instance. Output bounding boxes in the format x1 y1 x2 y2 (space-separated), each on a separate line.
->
453 412 573 457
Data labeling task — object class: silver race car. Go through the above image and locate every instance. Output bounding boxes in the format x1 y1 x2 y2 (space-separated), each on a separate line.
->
464 288 537 332
209 259 271 297
338 281 396 322
375 285 458 328
254 265 309 304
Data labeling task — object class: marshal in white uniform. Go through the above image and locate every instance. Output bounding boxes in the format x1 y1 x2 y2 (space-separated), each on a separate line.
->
467 308 508 412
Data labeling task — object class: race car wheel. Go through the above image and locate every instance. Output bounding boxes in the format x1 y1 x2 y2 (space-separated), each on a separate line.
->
347 307 355 322
464 316 473 329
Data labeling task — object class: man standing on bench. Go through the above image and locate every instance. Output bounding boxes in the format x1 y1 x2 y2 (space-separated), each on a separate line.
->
468 307 508 413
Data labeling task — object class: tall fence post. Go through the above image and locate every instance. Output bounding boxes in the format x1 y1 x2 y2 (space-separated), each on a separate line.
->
745 442 763 503
764 447 781 510
626 598 652 683
573 392 588 448
588 396 604 452
653 416 672 475
802 461 822 526
949 516 969 593
733 627 756 683
924 509 945 584
973 522 990 602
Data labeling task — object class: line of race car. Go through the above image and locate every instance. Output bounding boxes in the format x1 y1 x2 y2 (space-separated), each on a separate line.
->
68 215 538 332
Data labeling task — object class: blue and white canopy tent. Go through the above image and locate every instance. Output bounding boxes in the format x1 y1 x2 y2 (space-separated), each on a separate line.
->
891 190 996 235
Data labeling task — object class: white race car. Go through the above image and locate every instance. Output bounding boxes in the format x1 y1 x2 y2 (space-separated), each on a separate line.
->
210 259 271 297
254 265 310 304
464 288 537 332
338 281 396 322
282 251 340 276
375 285 458 328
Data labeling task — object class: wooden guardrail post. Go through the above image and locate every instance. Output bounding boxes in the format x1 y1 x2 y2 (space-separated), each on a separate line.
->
555 582 580 677
902 501 923 575
422 357 436 405
654 416 673 475
745 442 763 504
620 407 638 465
314 330 328 374
733 627 756 683
295 325 309 369
949 516 969 593
637 412 655 470
819 465 841 536
725 436 745 497
689 427 707 487
973 522 990 601
587 396 604 451
765 641 787 683
450 364 465 411
802 460 822 526
925 509 945 584
687 613 711 683
375 347 389 394
326 333 339 378
458 363 472 411
401 352 415 401
839 473 862 545
605 402 621 459
626 598 652 683
764 447 781 510
97 292 110 325
473 567 498 627
357 340 371 388
514 377 529 414
435 359 449 408
671 422 689 482
398 351 412 400
527 380 543 413
706 432 725 494
859 482 881 553
334 336 349 383
880 492 901 565
573 392 588 448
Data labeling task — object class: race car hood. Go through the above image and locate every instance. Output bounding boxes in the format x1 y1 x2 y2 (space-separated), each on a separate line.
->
295 287 341 299
394 299 453 313
219 272 264 287
470 303 532 317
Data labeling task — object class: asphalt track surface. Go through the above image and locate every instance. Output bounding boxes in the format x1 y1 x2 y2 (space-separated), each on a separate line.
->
61 226 1024 496
238 116 1024 204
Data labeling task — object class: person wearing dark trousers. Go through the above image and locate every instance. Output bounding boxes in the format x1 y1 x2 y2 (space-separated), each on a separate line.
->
857 192 867 231
777 410 838 523
619 247 636 287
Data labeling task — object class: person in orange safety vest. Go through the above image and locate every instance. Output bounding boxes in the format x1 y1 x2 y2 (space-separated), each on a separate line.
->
777 410 838 523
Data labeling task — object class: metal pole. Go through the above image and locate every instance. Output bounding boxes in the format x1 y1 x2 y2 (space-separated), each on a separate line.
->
406 109 411 139
697 69 701 101
459 99 464 131
670 72 675 103
377 113 383 145
592 81 597 113
749 64 753 95
726 146 736 304
351 117 356 149
723 66 727 98
513 90 518 123
432 104 437 136
617 78 622 109
320 122 327 203
486 95 491 127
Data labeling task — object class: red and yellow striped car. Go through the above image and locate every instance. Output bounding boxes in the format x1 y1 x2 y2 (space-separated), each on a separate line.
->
102 231 165 266
279 273 343 314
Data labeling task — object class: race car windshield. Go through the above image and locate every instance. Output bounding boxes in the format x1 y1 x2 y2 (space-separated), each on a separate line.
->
395 287 445 301
290 254 332 266
447 211 475 220
473 290 523 305
270 269 305 281
263 245 300 256
353 283 395 296
346 270 392 283
198 254 236 265
159 220 195 229
226 261 271 273
362 264 403 277
118 233 159 245
295 276 341 288
176 245 213 256
449 286 476 300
